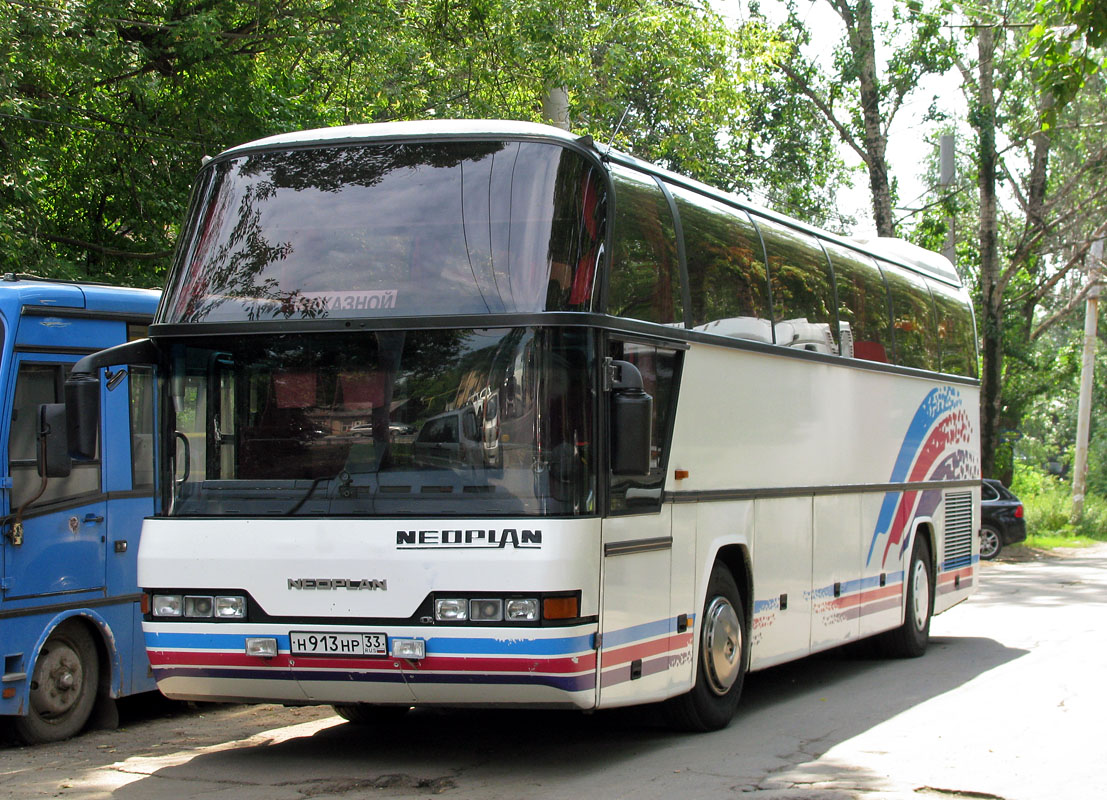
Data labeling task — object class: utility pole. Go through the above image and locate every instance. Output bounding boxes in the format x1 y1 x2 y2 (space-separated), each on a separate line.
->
541 86 570 130
1071 236 1104 524
938 134 956 264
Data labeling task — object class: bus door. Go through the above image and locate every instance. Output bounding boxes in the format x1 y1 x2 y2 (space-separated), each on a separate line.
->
598 339 685 707
3 357 107 599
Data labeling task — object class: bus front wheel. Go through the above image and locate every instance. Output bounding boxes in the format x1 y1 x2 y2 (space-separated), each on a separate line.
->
15 621 100 744
664 563 747 732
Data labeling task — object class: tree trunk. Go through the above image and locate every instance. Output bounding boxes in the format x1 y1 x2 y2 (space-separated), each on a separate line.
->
975 23 1002 479
853 2 895 237
832 0 895 236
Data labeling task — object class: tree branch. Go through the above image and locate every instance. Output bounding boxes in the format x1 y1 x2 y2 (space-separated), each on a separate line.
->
774 60 869 165
39 233 172 261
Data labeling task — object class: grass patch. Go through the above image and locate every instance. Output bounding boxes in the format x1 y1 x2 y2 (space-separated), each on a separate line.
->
1024 533 1098 550
1010 465 1107 544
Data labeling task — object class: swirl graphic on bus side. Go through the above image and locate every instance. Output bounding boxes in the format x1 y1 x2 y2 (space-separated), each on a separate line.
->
867 386 978 568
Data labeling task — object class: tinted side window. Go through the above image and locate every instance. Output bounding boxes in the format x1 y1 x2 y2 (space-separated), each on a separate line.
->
607 166 682 325
754 215 837 353
9 363 101 508
822 241 894 364
608 340 682 515
882 261 939 370
130 366 156 491
673 186 771 341
928 278 978 377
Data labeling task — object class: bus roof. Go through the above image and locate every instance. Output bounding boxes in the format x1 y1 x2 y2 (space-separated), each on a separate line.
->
0 274 160 316
214 120 962 288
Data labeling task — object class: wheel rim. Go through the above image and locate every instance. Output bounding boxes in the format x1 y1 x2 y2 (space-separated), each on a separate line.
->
980 528 1000 558
29 640 86 720
910 558 931 631
702 596 743 695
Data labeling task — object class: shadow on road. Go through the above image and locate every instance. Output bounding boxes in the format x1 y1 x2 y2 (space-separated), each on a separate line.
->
92 631 1024 798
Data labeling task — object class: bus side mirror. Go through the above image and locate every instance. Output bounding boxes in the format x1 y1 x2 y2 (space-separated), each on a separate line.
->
38 403 72 478
609 360 653 476
65 373 100 461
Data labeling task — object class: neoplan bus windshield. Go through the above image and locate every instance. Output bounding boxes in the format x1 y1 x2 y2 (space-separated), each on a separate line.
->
167 327 596 517
162 141 605 323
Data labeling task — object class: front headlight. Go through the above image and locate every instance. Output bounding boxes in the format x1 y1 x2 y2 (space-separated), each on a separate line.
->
215 595 247 618
505 598 540 622
435 598 469 621
152 594 182 617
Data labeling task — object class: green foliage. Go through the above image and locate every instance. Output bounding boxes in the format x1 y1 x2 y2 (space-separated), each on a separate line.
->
1011 463 1107 541
1 0 851 286
1027 0 1107 122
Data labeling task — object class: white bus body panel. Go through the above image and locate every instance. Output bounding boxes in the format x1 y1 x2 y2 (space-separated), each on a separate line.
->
668 341 979 672
140 518 603 708
597 508 680 708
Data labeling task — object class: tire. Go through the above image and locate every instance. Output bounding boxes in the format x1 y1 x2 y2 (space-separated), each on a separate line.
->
878 535 934 658
979 525 1002 560
14 620 100 744
332 704 411 725
664 563 747 732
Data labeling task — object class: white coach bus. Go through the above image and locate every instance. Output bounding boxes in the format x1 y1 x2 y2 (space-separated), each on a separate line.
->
61 120 980 731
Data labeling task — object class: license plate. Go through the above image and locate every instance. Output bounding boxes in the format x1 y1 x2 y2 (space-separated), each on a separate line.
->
289 631 388 656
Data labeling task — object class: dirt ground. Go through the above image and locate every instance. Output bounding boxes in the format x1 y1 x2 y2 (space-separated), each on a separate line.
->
0 694 339 754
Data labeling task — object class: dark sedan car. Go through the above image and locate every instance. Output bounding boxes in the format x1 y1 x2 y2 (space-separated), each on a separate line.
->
980 478 1027 559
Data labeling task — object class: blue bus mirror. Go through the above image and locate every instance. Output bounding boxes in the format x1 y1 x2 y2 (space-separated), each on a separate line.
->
38 403 72 478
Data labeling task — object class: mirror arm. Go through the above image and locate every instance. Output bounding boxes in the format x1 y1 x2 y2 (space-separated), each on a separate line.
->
70 337 159 379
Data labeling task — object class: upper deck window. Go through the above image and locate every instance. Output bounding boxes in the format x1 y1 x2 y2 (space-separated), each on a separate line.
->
162 140 606 324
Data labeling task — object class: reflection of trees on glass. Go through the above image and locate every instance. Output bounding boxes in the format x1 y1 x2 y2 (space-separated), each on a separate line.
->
756 215 836 351
823 241 894 364
674 186 769 335
882 262 939 371
608 167 681 324
168 327 596 517
928 278 977 377
163 140 605 324
546 159 606 311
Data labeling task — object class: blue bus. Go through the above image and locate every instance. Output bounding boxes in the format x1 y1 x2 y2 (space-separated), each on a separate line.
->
0 276 160 743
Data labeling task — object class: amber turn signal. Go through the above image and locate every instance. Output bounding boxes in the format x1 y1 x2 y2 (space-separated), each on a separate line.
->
543 596 579 620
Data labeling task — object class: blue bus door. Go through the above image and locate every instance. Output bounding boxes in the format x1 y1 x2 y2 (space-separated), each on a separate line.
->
4 356 109 600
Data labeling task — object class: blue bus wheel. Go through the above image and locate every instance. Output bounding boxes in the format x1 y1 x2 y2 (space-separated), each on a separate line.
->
15 621 100 744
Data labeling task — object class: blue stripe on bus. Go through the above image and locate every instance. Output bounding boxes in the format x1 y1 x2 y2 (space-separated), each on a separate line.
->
758 572 906 614
599 616 680 649
941 554 976 570
146 629 596 656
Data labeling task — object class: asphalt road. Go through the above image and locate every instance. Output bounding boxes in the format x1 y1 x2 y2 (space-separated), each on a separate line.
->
3 543 1105 800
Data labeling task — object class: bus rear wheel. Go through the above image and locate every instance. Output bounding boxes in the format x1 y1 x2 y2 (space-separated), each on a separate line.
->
664 563 747 732
15 621 100 744
332 703 411 725
878 535 933 658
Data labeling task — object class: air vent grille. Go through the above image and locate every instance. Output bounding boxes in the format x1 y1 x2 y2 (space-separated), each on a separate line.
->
943 491 974 569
